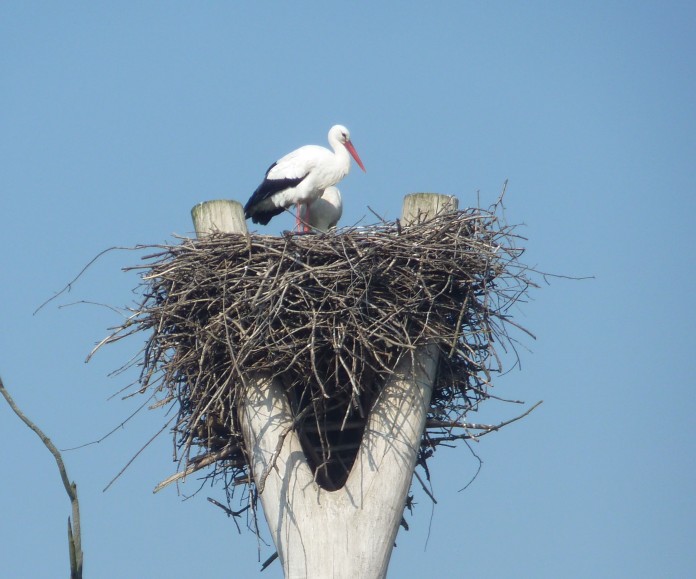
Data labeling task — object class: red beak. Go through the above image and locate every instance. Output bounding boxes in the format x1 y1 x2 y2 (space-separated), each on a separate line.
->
344 140 366 172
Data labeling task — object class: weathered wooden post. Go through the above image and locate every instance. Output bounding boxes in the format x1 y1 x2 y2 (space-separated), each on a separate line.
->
191 199 248 236
191 194 457 578
401 193 458 225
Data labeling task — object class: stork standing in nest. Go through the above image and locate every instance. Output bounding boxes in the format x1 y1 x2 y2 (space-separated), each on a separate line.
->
243 125 365 232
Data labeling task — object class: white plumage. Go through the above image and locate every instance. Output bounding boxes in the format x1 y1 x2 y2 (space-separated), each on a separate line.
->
299 186 343 232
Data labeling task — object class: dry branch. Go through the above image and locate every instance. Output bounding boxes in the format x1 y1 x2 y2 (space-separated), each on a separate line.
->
0 375 83 579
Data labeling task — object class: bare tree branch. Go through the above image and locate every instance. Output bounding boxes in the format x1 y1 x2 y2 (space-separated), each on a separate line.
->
0 375 83 578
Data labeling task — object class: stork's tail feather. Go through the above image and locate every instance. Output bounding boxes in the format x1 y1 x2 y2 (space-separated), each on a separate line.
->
247 205 285 225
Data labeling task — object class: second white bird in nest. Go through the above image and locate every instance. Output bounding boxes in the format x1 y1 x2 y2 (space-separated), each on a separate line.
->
298 186 343 232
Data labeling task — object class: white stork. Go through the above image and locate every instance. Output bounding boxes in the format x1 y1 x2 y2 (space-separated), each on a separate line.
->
298 186 343 232
243 125 365 231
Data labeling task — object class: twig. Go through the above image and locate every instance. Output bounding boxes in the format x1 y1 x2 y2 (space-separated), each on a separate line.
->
413 468 438 505
256 406 311 495
33 245 134 315
260 551 279 572
154 446 239 493
426 400 543 434
207 497 249 534
103 416 175 492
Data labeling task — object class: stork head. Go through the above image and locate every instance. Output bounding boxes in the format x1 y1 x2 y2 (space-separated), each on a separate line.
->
330 124 351 144
329 124 366 172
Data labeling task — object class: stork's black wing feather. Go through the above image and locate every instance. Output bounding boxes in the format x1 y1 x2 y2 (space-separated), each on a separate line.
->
244 162 309 224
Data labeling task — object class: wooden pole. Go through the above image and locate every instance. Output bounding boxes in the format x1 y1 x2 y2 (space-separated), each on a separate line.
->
190 195 454 578
240 346 438 579
401 192 458 226
191 199 247 236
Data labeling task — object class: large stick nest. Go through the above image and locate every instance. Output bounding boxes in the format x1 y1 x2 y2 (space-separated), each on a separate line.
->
108 203 535 500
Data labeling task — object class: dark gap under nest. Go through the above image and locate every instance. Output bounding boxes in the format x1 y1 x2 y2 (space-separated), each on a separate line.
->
102 202 536 511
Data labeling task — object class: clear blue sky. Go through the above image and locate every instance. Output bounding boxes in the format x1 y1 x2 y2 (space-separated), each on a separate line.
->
2 3 695 578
